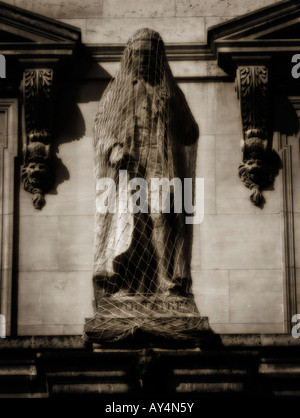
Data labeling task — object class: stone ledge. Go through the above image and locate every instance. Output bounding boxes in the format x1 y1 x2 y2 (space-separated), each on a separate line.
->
0 334 299 350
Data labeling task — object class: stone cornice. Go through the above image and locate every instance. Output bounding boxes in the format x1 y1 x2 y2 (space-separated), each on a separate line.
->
87 39 300 64
87 43 214 62
0 334 299 350
0 43 79 59
0 1 80 61
0 1 81 43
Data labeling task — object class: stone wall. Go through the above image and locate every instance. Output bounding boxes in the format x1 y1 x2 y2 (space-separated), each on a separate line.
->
5 0 287 335
3 0 281 42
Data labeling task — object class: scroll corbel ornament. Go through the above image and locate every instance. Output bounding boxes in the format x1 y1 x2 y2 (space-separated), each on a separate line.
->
21 69 54 210
236 66 279 206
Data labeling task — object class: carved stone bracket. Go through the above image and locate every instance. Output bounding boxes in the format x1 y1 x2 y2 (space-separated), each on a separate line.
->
235 66 279 206
21 69 54 209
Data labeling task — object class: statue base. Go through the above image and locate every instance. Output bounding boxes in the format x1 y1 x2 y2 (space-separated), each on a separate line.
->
83 296 209 343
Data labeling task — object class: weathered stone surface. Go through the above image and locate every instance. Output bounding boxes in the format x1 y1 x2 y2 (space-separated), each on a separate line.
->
14 0 104 19
18 279 42 326
294 215 300 267
197 214 281 270
170 61 228 78
192 83 241 136
229 270 284 324
192 270 229 324
85 17 205 43
19 216 59 271
175 0 279 17
212 323 284 334
18 271 93 334
195 134 216 215
58 215 94 270
18 324 85 335
291 135 300 213
9 0 284 21
102 0 175 18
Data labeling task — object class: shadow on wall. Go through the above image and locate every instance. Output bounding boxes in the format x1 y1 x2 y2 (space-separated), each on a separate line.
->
49 47 112 195
263 90 300 207
245 89 300 210
272 93 300 137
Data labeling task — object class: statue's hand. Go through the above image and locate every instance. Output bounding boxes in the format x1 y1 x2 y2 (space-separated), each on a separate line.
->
153 88 168 114
108 143 125 167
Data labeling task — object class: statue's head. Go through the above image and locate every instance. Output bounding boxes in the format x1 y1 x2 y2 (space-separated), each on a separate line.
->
21 142 52 192
239 158 271 186
125 28 165 83
239 129 272 186
23 160 49 189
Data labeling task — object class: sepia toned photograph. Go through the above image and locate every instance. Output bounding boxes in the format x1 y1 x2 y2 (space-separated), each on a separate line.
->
0 0 300 408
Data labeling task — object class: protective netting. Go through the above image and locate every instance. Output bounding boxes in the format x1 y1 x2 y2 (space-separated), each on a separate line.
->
84 28 207 343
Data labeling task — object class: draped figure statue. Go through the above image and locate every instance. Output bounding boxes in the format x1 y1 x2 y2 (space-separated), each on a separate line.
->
84 28 208 342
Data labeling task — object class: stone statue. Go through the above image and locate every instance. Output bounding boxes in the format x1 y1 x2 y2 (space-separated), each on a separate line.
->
84 28 208 343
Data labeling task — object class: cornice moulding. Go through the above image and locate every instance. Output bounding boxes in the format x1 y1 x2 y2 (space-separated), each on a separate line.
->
0 1 81 43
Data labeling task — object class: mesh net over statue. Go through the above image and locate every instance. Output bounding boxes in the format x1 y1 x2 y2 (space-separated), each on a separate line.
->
84 28 208 343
